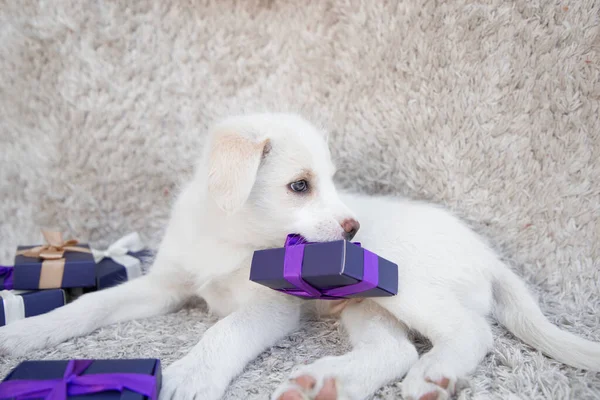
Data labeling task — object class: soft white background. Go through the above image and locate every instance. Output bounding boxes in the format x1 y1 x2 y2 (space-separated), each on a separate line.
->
0 1 599 398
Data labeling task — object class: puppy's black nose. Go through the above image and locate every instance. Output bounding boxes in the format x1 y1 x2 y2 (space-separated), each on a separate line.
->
341 218 360 241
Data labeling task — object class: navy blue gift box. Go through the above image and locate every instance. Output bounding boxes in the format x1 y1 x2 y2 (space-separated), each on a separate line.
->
0 359 161 399
14 245 96 290
0 289 66 327
96 249 153 290
250 236 398 299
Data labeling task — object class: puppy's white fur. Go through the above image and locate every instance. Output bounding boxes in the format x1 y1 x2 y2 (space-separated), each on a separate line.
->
1 113 599 400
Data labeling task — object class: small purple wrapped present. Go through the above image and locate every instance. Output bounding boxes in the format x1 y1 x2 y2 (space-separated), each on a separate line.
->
250 234 398 299
0 289 66 327
0 359 161 400
13 231 96 290
91 233 152 290
95 249 152 290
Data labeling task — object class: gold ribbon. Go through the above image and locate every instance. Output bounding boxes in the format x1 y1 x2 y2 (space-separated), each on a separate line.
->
16 230 91 289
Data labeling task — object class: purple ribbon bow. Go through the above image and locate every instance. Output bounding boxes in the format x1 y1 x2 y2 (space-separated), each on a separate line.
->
0 266 14 290
277 234 379 299
0 360 157 400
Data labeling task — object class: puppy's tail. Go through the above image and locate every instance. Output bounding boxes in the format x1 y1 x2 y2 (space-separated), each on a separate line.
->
492 266 600 371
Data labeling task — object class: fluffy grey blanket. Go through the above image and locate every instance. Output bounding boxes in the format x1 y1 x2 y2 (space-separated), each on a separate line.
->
1 1 599 398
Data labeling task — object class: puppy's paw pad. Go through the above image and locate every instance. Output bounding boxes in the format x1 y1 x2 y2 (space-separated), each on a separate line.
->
278 389 307 400
418 391 440 400
294 375 316 391
425 377 453 392
274 375 338 400
313 377 337 400
272 381 309 400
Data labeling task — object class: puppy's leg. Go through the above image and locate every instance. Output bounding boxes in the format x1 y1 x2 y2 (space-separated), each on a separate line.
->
0 270 187 356
377 295 493 400
273 300 419 400
160 296 302 400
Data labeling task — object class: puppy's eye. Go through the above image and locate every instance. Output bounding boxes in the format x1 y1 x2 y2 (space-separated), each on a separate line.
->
289 180 309 193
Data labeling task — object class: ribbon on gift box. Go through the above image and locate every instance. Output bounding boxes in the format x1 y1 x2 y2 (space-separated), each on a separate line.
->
17 231 92 260
0 290 25 325
91 232 146 281
0 359 158 400
0 266 14 290
16 231 92 289
276 234 379 300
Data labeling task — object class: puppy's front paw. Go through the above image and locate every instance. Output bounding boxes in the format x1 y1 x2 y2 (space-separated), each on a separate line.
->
272 356 364 400
160 357 228 400
274 376 339 400
0 318 58 356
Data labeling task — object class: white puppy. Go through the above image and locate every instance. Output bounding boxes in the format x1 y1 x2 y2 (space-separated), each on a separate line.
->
1 113 599 400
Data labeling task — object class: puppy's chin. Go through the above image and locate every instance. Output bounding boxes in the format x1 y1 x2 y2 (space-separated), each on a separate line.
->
315 299 364 317
297 234 345 243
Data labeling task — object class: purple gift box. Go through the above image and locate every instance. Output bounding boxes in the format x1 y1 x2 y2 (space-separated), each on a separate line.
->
0 289 66 327
0 266 13 290
86 232 152 291
13 245 96 290
95 249 153 291
0 359 161 400
10 231 96 290
250 234 398 299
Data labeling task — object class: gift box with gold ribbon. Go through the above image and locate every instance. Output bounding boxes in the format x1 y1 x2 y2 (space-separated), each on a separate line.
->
13 230 96 290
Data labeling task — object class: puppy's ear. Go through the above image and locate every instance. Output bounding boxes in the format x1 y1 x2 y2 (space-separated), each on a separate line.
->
207 131 270 214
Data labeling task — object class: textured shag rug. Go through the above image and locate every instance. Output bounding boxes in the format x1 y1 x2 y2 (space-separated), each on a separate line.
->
1 0 599 398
